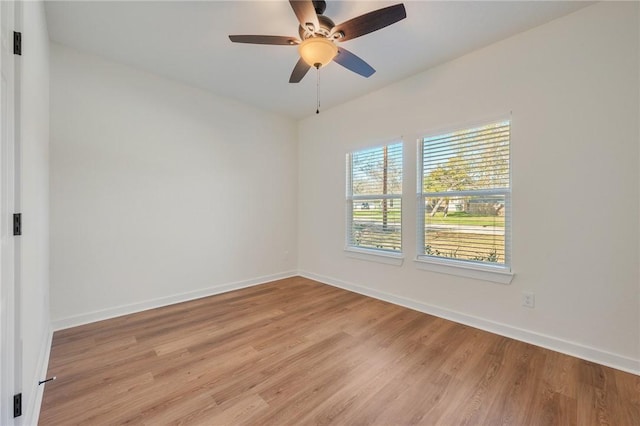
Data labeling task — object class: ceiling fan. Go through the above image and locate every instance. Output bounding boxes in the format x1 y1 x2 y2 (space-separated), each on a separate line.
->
229 0 407 83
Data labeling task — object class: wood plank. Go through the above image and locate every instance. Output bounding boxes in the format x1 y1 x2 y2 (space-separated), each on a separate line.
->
40 277 640 425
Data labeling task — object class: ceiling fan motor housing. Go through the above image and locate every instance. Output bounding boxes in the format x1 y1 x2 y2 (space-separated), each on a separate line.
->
299 14 338 40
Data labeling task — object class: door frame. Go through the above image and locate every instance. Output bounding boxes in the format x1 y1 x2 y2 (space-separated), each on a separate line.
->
0 0 20 424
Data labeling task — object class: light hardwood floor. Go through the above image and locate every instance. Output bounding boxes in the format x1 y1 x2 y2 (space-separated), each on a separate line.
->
40 277 639 425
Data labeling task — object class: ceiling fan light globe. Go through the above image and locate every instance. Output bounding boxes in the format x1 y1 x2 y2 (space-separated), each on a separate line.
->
298 37 338 68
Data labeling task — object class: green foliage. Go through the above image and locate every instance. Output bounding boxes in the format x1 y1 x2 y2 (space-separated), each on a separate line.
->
426 245 499 263
422 123 509 217
423 156 470 193
425 245 457 258
471 249 499 263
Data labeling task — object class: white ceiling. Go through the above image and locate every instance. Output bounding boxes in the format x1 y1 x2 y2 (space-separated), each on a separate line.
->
45 1 593 120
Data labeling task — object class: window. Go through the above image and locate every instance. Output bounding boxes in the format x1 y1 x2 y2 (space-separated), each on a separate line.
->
347 142 403 254
418 121 510 270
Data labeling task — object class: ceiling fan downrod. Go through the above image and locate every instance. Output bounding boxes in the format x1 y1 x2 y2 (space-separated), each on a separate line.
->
316 64 321 114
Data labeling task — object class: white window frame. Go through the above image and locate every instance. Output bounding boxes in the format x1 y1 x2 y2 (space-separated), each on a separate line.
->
416 120 513 284
346 141 404 263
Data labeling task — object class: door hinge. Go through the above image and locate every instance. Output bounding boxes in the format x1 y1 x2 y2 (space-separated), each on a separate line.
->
13 393 22 418
13 213 21 236
13 31 21 55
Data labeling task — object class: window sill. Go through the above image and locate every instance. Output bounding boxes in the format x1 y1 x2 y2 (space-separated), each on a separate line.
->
345 247 404 266
414 256 513 284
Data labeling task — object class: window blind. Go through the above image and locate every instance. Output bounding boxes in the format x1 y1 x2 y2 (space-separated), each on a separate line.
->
347 142 403 253
419 121 510 266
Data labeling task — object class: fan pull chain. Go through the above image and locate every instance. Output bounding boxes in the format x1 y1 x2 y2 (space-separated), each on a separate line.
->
316 64 320 114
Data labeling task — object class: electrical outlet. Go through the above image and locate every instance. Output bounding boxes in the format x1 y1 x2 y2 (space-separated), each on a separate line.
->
522 291 535 308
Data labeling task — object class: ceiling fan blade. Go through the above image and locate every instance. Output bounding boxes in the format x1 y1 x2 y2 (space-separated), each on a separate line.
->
333 47 375 78
332 4 406 42
289 57 311 83
289 0 320 32
228 35 299 45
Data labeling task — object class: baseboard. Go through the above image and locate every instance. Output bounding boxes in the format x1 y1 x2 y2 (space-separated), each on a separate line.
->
298 270 640 376
51 271 298 331
24 326 53 426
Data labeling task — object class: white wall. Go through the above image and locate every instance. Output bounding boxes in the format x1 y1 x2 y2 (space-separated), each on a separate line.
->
298 2 640 373
50 44 298 326
20 1 51 424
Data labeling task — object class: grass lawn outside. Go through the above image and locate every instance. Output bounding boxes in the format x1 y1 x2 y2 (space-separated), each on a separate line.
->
426 212 505 227
351 208 505 263
353 210 504 228
353 209 401 222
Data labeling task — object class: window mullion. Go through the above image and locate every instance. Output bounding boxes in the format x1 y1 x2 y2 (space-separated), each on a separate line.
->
422 188 510 198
